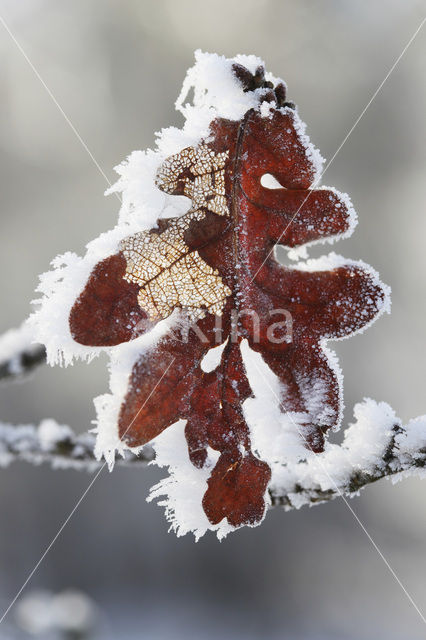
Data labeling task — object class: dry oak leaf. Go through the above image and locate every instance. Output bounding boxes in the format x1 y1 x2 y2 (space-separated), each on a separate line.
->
69 63 388 530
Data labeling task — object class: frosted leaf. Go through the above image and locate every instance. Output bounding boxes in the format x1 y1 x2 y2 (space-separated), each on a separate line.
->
27 51 408 540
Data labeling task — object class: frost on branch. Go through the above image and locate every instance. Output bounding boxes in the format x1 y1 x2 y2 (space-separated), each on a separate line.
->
0 420 149 470
0 323 45 383
27 50 423 540
269 399 426 509
150 400 426 539
1 402 425 538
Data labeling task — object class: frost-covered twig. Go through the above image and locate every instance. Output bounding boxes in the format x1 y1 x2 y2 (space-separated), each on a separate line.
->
0 420 152 470
268 400 426 510
0 323 46 383
0 401 425 522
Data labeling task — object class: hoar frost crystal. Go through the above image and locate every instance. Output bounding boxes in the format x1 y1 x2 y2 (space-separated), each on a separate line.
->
31 52 392 539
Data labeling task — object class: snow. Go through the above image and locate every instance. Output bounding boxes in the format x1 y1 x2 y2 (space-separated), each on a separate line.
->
93 312 179 469
269 398 400 503
28 50 296 465
295 185 358 249
148 395 426 532
326 186 358 237
320 343 344 431
37 419 74 451
148 419 235 541
0 322 33 362
240 339 306 465
260 100 275 119
26 50 406 539
16 590 96 636
294 252 392 322
0 419 98 470
0 322 36 375
260 180 358 259
286 105 324 184
286 245 309 261
200 338 228 373
0 423 34 467
395 415 426 469
176 50 276 129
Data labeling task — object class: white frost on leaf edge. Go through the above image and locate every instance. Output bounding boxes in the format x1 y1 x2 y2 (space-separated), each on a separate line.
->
263 183 358 260
93 311 181 468
145 396 426 539
26 50 400 539
147 420 235 541
28 50 323 455
293 252 392 321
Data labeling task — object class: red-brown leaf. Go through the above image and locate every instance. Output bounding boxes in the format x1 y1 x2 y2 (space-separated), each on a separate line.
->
69 64 387 530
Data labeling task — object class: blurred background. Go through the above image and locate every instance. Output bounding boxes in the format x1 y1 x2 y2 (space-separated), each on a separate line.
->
0 1 425 638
